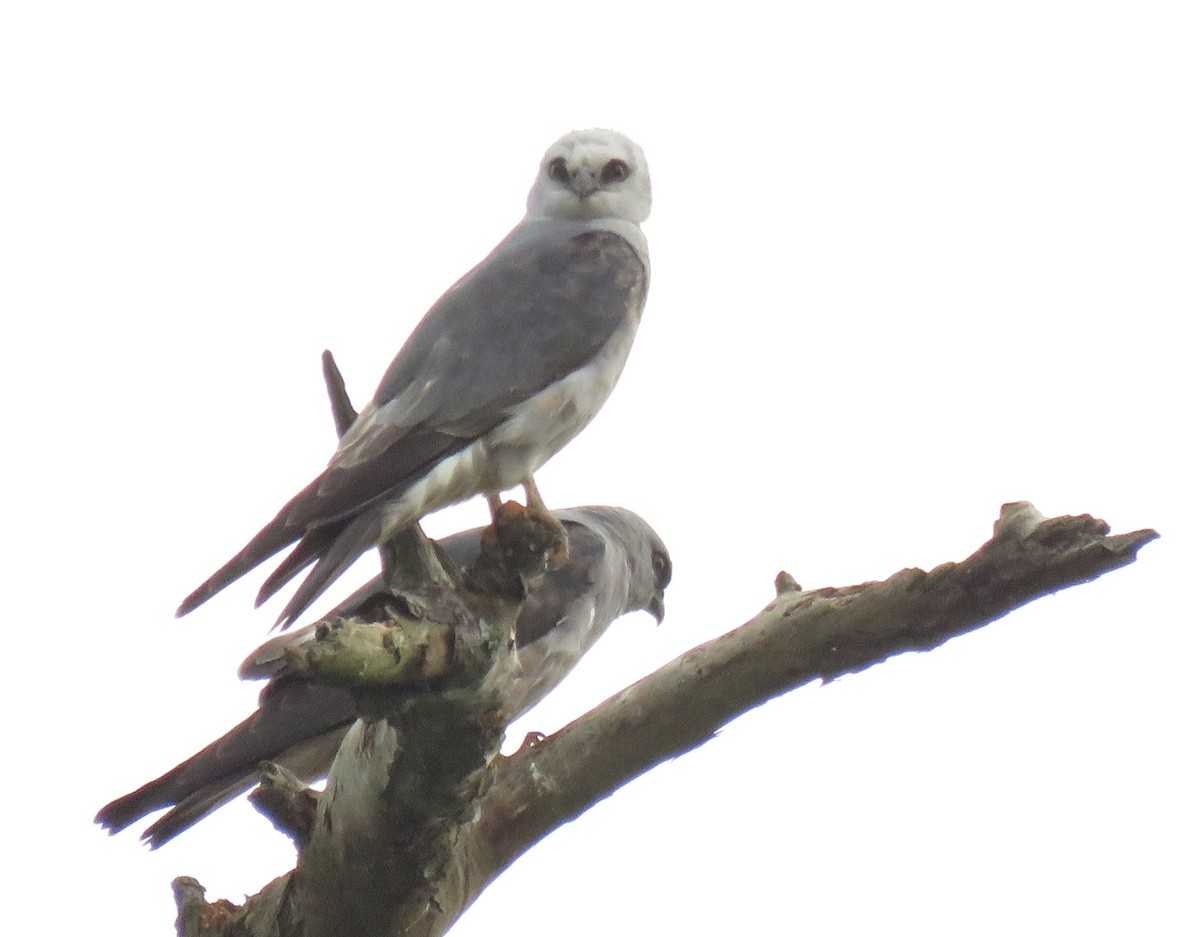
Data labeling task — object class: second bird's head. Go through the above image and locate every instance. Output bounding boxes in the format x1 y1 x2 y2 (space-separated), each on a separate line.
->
527 129 651 225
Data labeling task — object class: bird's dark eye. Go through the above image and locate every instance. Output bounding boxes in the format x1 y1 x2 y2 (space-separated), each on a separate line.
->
547 157 570 183
652 551 672 585
601 159 629 184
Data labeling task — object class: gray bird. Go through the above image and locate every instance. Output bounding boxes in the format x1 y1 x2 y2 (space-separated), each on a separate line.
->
177 129 653 627
98 506 671 847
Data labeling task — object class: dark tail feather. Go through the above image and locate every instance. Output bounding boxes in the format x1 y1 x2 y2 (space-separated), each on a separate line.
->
94 710 267 838
95 777 177 836
137 718 350 847
96 683 356 846
275 512 384 628
255 524 345 609
98 778 245 849
138 780 253 848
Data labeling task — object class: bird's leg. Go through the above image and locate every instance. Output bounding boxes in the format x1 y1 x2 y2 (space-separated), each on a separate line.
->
486 491 503 520
522 478 549 515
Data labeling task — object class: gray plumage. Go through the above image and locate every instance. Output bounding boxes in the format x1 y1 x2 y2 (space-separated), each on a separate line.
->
177 129 653 627
97 506 670 847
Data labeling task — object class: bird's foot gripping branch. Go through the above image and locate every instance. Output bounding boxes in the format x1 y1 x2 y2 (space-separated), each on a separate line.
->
285 505 569 690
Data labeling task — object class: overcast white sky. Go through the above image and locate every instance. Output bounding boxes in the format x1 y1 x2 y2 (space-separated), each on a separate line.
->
4 2 1197 934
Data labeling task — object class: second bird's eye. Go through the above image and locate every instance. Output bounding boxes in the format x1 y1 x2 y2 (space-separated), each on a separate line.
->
547 157 570 183
601 159 629 183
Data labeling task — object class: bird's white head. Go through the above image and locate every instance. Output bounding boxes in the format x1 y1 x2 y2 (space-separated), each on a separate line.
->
526 129 651 225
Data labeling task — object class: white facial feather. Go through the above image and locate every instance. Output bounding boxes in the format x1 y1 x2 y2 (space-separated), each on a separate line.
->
526 129 652 224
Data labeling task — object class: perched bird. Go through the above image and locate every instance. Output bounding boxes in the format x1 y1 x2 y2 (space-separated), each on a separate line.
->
98 506 671 847
177 129 653 627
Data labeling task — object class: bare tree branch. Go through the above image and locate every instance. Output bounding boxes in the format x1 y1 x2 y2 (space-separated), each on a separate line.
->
465 503 1156 876
173 500 1156 937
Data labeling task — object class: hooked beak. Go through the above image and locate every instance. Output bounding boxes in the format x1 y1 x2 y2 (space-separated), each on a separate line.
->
647 593 666 625
569 168 600 199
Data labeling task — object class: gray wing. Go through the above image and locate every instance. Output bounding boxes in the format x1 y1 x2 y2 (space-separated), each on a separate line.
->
501 506 670 718
294 229 647 524
367 229 646 433
102 507 669 847
177 229 646 626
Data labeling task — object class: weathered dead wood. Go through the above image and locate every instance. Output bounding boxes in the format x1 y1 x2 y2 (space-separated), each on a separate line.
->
173 500 1156 937
274 501 565 937
456 502 1157 898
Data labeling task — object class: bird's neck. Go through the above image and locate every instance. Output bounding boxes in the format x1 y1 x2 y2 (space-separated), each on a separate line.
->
509 216 649 271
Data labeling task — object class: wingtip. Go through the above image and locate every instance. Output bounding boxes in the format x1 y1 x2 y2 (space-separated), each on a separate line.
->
177 580 216 619
257 590 297 632
175 595 202 619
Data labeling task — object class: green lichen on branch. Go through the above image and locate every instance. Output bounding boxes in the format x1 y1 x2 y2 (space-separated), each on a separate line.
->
285 617 461 687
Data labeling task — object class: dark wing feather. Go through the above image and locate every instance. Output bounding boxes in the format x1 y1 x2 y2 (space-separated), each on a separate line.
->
255 525 343 608
271 511 382 626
